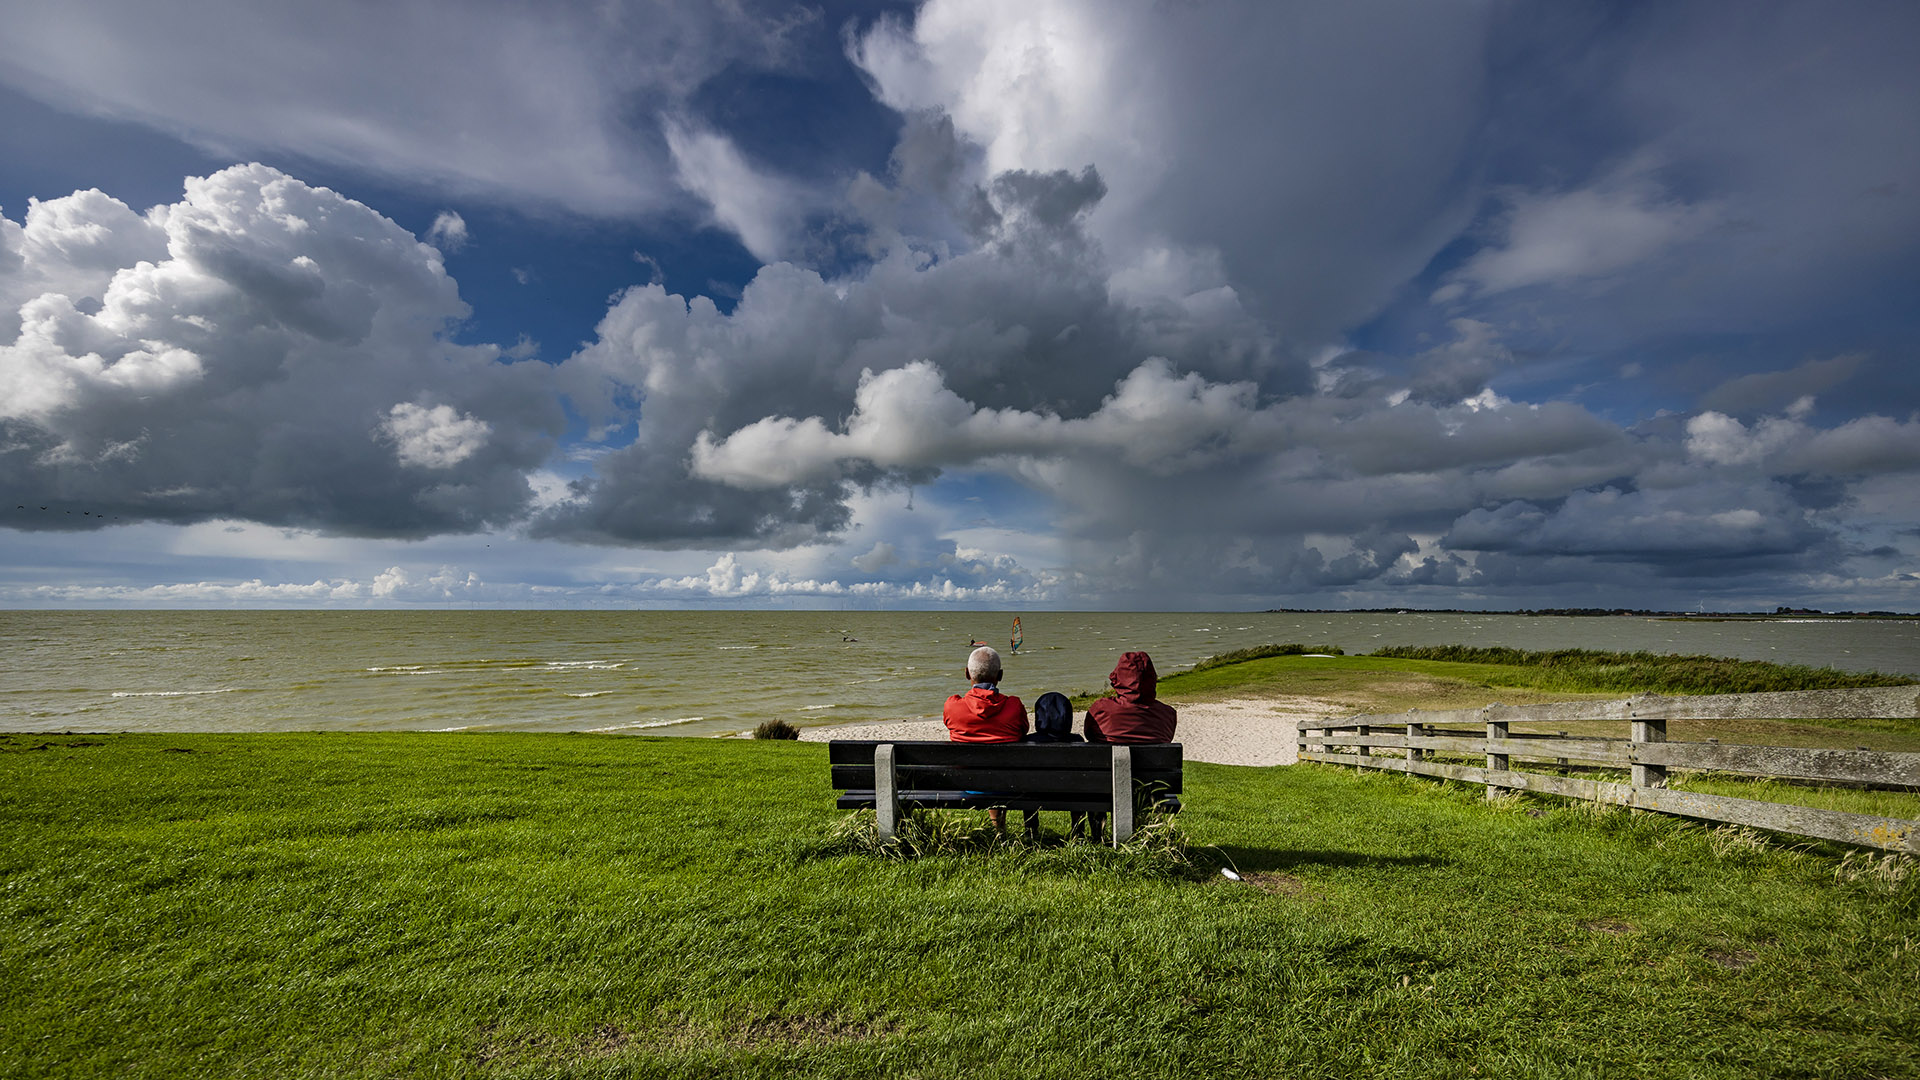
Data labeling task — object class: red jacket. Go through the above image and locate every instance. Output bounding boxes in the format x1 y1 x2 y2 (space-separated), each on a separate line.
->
943 686 1028 743
1084 652 1177 744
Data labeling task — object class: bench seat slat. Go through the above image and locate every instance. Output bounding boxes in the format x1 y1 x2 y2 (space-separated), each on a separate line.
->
837 791 1182 813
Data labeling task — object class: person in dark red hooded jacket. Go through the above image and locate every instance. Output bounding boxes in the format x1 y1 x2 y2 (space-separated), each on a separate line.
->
1083 651 1177 744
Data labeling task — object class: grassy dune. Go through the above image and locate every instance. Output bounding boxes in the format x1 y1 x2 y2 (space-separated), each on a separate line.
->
1149 647 1920 751
3 732 1917 1079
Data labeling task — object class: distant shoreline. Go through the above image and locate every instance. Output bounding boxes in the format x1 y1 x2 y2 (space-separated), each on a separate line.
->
1261 608 1919 620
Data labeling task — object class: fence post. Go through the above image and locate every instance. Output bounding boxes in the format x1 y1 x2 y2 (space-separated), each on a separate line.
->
1354 723 1370 771
1486 709 1509 799
874 743 898 841
1406 722 1425 772
1631 712 1668 804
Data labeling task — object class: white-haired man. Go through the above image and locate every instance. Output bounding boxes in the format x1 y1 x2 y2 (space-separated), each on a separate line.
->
942 646 1028 743
942 645 1028 829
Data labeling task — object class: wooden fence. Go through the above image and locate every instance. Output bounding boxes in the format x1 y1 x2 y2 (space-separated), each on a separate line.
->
1296 685 1920 854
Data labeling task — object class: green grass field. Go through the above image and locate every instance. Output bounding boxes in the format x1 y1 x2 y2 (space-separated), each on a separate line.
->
3 731 1916 1079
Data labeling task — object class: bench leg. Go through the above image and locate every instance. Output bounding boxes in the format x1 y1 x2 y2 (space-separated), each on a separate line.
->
1111 746 1134 845
874 744 897 841
1023 809 1040 841
1087 812 1104 845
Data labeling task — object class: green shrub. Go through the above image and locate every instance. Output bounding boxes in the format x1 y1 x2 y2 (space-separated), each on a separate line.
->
752 718 802 740
1189 643 1344 673
1368 644 1911 694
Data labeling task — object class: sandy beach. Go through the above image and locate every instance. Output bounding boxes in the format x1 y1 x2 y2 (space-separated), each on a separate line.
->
799 695 1341 766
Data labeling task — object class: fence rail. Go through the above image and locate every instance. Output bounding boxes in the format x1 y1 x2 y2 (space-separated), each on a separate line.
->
1296 685 1920 854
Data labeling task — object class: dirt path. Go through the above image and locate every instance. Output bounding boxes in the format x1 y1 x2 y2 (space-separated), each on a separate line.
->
796 695 1340 766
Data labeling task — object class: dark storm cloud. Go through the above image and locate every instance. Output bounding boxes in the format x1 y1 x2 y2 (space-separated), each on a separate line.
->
854 0 1498 346
1701 355 1866 418
0 0 868 230
1432 2 1920 390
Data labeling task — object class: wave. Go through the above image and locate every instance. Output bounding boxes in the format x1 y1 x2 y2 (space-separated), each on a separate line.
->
565 691 612 698
584 716 703 732
798 703 837 711
543 660 626 670
111 688 236 698
366 666 448 675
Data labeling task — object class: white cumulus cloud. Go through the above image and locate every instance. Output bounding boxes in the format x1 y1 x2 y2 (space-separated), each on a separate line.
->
381 402 492 468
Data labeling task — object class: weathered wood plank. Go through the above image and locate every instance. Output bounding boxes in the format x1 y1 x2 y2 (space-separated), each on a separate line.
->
1635 743 1920 787
1317 684 1918 729
1623 780 1914 854
1302 752 1918 853
1298 733 1633 763
1304 733 1920 787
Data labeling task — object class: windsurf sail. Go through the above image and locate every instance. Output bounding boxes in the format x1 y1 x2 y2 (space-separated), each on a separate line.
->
1010 616 1023 654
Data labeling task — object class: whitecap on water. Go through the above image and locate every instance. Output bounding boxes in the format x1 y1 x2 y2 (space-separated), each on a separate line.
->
111 688 236 697
584 717 703 732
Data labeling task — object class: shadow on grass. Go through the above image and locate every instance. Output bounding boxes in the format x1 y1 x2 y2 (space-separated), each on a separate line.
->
1214 845 1449 873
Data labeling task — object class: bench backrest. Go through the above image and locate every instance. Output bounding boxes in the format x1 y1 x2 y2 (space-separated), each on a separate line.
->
827 740 1182 795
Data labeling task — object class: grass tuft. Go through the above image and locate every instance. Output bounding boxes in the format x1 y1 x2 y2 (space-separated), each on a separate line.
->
752 719 801 740
809 809 1213 879
1834 849 1915 890
1705 825 1774 860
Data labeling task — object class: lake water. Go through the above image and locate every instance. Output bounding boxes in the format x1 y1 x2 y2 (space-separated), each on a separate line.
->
3 610 1915 737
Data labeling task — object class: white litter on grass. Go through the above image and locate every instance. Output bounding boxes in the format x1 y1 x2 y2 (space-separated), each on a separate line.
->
1220 869 1243 881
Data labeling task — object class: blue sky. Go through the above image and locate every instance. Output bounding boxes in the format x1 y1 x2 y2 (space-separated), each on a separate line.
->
2 0 1917 611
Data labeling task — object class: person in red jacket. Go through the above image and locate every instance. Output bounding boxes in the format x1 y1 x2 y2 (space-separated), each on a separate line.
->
943 646 1028 743
1084 651 1177 744
943 646 1027 830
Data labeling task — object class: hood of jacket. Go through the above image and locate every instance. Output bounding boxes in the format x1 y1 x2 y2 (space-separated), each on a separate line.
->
1108 651 1158 703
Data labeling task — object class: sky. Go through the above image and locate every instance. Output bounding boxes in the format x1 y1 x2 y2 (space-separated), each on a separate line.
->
2 0 1918 611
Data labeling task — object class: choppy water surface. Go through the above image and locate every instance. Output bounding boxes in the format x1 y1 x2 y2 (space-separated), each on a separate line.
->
2 610 1914 736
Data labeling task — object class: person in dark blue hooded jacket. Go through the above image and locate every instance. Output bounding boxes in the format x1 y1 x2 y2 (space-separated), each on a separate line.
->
1021 692 1085 743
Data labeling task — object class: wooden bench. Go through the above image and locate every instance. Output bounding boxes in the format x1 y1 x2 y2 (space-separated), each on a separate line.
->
828 740 1183 845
